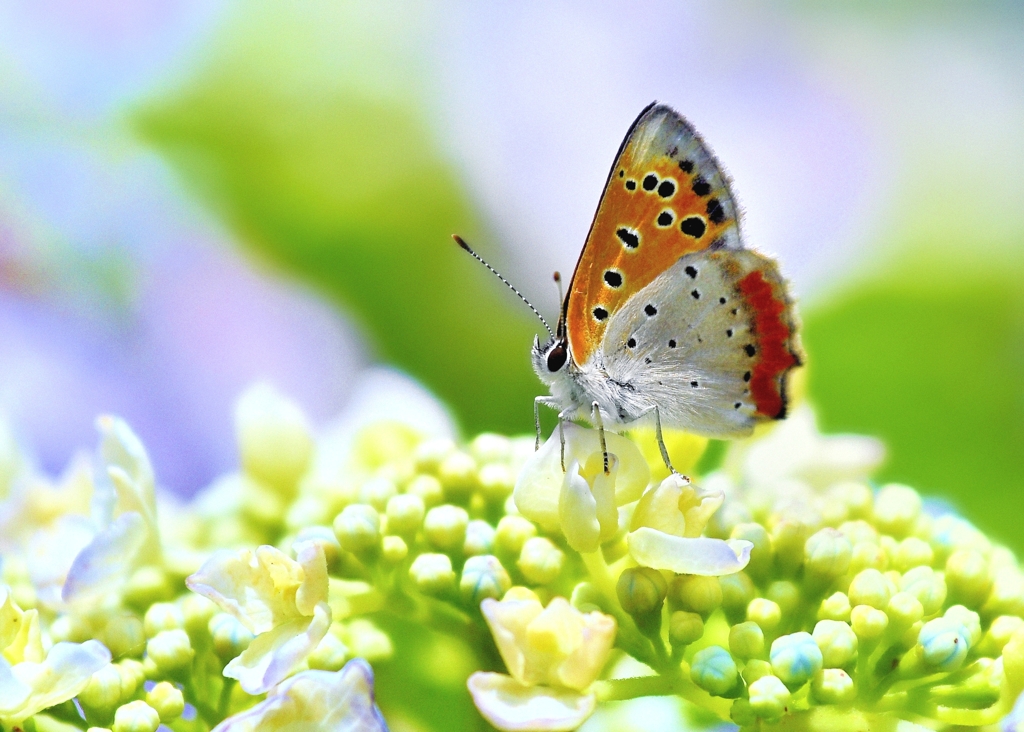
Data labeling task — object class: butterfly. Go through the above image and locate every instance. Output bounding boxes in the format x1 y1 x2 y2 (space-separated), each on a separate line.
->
526 102 803 470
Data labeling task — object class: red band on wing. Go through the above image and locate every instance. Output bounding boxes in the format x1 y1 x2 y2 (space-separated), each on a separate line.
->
738 270 797 419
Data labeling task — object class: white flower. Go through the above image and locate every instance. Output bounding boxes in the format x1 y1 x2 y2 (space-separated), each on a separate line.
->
186 540 331 694
211 660 388 732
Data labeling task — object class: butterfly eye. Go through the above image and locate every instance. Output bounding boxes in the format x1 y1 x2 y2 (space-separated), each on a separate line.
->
546 343 568 372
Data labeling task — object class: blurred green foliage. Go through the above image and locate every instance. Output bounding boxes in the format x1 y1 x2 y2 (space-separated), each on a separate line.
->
804 254 1024 551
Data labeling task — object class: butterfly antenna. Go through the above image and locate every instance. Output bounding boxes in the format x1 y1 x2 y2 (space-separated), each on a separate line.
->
553 271 566 339
453 235 554 338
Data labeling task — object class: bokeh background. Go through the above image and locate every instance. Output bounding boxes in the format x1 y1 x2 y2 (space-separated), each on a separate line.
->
1 0 1022 553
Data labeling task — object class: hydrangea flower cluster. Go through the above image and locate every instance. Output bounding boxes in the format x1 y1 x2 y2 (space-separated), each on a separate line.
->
0 383 1022 732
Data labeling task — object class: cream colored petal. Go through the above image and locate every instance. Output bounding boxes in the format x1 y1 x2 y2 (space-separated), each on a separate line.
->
558 462 601 554
527 598 584 660
481 595 544 686
628 528 752 576
1 607 42 665
468 672 596 732
585 454 620 542
0 640 111 723
513 431 564 532
563 425 648 506
224 602 332 695
294 540 329 616
552 612 616 691
61 511 148 610
681 486 725 539
630 476 688 535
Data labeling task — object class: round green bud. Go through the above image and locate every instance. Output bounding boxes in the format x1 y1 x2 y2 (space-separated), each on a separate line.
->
772 519 812 575
805 528 852 582
461 555 512 605
850 605 888 641
742 659 773 685
518 537 564 585
872 484 921 538
719 572 756 625
730 698 757 727
669 611 705 646
307 631 349 671
670 575 723 618
180 594 217 639
729 621 765 660
49 613 91 643
79 663 124 714
346 618 394 661
423 504 470 551
849 541 888 573
102 613 146 659
406 474 445 507
812 620 857 668
819 592 852 622
945 549 992 608
900 565 947 615
495 515 538 556
747 598 782 633
748 674 791 721
381 535 409 564
143 602 184 639
359 476 398 511
570 582 604 614
886 591 924 634
982 567 1024 618
123 567 173 610
146 629 193 675
209 613 254 661
235 383 313 494
770 631 823 687
409 553 456 596
833 481 873 519
919 616 969 671
690 645 738 697
146 681 184 723
811 668 856 704
839 520 879 546
848 568 893 610
116 659 145 699
464 520 496 556
470 433 512 462
385 493 426 537
478 462 514 503
945 604 982 646
731 523 773 581
438 450 478 499
112 700 160 732
333 504 381 553
979 615 1024 656
618 567 668 617
413 437 456 474
766 581 801 617
894 537 934 572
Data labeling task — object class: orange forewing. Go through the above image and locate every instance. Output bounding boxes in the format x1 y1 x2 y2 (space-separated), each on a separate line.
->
565 111 739 365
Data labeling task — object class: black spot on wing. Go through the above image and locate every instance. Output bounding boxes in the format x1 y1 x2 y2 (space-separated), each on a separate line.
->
642 174 658 191
680 216 706 238
616 228 639 249
707 198 726 224
604 270 623 288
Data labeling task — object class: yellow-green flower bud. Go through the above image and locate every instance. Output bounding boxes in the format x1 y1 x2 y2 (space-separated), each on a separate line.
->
805 528 852 583
670 611 705 646
720 572 756 625
414 437 456 474
470 433 511 462
690 646 738 697
146 629 193 675
945 605 981 646
747 598 782 633
79 663 124 714
209 613 253 660
945 549 991 608
978 615 1024 656
495 515 537 556
900 565 947 615
346 618 394 661
730 698 757 727
146 681 184 723
772 519 812 575
180 594 217 639
424 504 470 552
381 535 409 564
49 613 91 643
886 591 924 635
748 674 791 721
819 592 852 622
478 462 514 503
407 474 444 507
670 575 723 618
112 700 160 732
618 567 668 618
333 504 381 553
872 484 921 538
409 552 456 595
729 621 765 660
123 566 173 610
438 450 478 499
1002 627 1024 695
770 631 823 687
742 659 773 685
766 580 801 617
849 541 888 573
143 602 184 638
359 476 398 511
731 523 773 581
307 631 349 671
116 659 145 699
981 567 1024 618
461 555 512 605
385 493 426 537
235 383 313 495
517 537 564 585
918 616 969 671
839 520 879 546
894 537 933 572
812 620 857 668
850 605 888 641
464 520 496 556
811 668 855 704
848 568 892 610
102 613 146 659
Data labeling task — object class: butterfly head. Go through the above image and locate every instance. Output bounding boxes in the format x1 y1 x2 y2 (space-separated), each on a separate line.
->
532 334 569 385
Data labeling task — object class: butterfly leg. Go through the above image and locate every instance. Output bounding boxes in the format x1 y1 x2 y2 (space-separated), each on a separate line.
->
591 402 610 475
534 396 561 450
636 405 679 476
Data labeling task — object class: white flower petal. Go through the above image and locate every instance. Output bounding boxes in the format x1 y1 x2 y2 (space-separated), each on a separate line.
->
61 511 148 608
628 528 752 575
0 640 111 723
224 602 332 694
468 672 595 732
559 463 600 554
